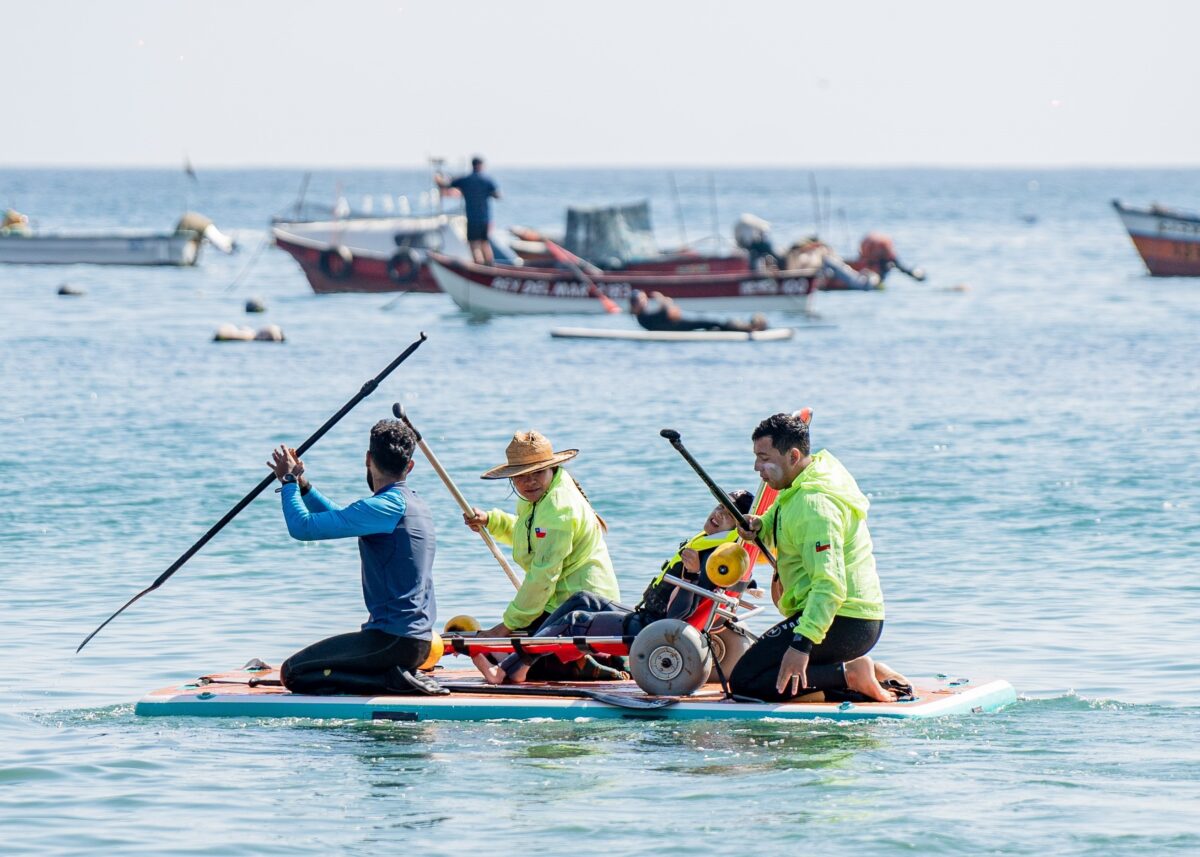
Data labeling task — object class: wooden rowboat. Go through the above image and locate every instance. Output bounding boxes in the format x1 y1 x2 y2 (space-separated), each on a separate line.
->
1113 199 1200 276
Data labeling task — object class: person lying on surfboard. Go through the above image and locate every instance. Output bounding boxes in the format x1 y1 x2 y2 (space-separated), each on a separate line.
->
268 420 445 696
462 431 622 680
630 289 768 334
471 490 756 685
732 412 908 703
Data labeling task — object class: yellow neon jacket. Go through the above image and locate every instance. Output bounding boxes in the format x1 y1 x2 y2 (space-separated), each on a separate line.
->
486 468 620 630
758 450 885 646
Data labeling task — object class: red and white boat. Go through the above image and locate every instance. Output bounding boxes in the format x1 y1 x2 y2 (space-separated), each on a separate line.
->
272 214 522 295
271 215 460 294
426 252 820 315
1113 199 1200 276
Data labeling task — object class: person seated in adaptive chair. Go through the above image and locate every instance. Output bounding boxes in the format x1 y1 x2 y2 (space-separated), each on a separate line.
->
472 490 756 685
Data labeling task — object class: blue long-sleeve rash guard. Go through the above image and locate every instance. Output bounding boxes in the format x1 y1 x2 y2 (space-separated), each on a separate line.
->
280 482 405 540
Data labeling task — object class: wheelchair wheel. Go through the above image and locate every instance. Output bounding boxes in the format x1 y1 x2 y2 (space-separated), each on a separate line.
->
629 619 712 696
707 624 753 683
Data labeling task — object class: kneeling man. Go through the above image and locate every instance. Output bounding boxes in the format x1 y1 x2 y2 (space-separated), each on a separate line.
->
733 412 903 703
269 419 441 695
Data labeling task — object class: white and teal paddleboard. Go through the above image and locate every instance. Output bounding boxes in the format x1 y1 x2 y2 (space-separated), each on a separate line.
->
136 668 1016 722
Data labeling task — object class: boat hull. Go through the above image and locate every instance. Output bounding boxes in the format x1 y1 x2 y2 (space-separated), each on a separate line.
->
428 254 818 315
1113 199 1200 276
273 229 440 294
0 232 200 266
136 668 1017 722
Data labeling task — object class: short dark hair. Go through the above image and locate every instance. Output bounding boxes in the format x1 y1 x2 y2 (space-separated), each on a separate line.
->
752 413 810 456
471 156 484 169
370 420 416 476
728 489 754 515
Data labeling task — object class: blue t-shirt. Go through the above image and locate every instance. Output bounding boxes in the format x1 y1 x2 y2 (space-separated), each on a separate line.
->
450 172 498 224
280 481 437 640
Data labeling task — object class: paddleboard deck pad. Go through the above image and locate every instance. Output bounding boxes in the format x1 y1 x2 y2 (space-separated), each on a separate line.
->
136 668 1016 722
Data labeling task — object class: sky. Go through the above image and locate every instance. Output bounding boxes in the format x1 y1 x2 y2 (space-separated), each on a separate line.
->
1 0 1194 168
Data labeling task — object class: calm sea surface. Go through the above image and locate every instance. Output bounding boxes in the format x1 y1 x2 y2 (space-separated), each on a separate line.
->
1 167 1198 855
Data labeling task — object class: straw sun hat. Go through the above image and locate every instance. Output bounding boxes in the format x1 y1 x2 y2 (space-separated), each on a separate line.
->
481 431 578 480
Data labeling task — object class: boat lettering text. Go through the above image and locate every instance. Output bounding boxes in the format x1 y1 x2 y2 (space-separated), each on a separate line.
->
739 278 779 296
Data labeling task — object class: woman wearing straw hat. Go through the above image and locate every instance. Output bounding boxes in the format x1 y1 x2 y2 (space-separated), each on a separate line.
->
463 431 621 649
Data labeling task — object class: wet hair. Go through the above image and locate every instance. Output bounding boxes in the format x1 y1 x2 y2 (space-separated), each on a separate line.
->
752 413 810 456
728 489 754 516
369 420 416 477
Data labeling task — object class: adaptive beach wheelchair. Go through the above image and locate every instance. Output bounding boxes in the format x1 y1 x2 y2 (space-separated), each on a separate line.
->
441 485 776 697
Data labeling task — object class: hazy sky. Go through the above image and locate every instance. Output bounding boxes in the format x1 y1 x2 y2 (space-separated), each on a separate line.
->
2 1 1193 167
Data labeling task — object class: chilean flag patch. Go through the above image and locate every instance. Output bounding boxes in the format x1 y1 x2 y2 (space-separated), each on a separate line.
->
815 542 831 553
535 527 547 539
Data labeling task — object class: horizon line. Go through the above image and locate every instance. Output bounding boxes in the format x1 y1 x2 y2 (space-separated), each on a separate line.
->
1 161 1197 172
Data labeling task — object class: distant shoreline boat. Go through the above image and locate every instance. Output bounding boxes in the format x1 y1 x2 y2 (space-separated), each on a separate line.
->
0 212 234 267
1112 199 1200 277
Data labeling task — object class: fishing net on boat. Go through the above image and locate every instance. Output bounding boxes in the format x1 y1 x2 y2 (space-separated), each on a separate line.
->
563 201 659 267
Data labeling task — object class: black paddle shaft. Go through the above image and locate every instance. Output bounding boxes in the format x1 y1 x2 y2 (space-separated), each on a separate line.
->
659 429 777 569
76 332 429 653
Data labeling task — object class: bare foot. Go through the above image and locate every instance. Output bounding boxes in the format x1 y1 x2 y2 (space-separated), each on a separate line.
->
873 661 910 687
844 656 897 703
472 654 506 685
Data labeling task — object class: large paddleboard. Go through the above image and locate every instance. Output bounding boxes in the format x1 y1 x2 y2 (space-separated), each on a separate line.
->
550 327 794 342
136 668 1016 722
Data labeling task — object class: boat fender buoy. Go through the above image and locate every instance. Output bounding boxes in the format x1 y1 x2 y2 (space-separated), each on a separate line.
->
319 245 354 279
387 248 421 285
419 632 445 671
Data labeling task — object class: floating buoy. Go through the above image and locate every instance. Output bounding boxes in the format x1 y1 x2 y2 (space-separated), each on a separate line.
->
245 297 266 313
213 323 286 342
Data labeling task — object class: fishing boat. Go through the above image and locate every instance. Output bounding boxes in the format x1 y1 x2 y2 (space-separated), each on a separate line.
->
136 667 1015 722
1112 199 1200 276
427 253 819 315
0 211 234 266
509 201 921 287
272 214 520 295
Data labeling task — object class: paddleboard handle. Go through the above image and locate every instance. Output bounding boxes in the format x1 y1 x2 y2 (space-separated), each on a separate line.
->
659 429 681 441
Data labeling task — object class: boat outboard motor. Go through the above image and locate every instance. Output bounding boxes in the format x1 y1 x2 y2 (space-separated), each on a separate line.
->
175 212 236 254
734 213 777 271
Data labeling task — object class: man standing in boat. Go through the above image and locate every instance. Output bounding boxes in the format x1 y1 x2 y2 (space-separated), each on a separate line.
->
732 413 902 703
268 420 443 696
436 156 500 264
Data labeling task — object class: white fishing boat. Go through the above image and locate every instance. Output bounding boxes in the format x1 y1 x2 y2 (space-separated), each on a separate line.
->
0 212 234 266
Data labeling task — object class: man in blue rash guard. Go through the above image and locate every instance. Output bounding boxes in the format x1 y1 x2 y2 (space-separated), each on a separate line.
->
268 419 443 696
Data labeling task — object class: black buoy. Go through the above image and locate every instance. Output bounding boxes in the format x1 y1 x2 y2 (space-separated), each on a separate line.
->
58 284 86 297
245 297 266 313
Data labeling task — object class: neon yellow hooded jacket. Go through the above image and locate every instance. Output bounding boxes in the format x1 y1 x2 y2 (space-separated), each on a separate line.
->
758 450 885 646
486 468 620 630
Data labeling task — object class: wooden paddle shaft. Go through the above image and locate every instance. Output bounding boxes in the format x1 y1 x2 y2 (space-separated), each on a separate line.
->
409 430 522 591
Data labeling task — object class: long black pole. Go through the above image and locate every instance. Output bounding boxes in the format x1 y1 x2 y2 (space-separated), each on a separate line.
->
76 332 429 653
659 429 777 569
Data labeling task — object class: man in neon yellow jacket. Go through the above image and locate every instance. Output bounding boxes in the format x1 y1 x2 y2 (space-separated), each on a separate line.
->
464 431 620 637
732 412 903 703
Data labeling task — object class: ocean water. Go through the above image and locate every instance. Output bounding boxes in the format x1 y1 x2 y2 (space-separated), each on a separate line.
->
1 167 1198 855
